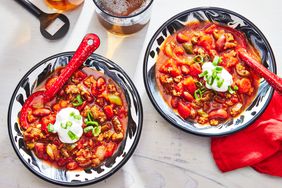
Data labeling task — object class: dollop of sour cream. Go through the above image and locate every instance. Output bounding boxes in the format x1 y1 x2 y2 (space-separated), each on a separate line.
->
53 107 83 144
202 62 233 92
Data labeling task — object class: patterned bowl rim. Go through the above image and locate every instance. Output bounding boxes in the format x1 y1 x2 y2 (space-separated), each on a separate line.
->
8 52 143 186
143 6 276 137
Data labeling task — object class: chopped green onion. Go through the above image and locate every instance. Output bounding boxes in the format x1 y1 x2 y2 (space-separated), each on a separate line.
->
47 123 55 133
207 75 215 85
215 66 223 73
70 112 82 120
211 70 217 79
92 126 101 137
84 126 94 133
194 89 203 100
66 121 72 127
87 111 93 122
73 114 81 120
212 56 221 66
233 85 239 91
199 70 208 78
228 86 235 94
217 79 225 88
72 95 83 106
193 55 204 63
195 81 203 88
86 120 99 126
68 130 78 140
61 122 67 129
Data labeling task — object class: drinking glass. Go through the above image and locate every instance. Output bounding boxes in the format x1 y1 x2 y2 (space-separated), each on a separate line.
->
45 0 85 11
93 0 153 35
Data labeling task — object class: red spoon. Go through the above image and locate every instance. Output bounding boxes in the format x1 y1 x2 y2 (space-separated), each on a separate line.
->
20 34 100 129
237 48 282 95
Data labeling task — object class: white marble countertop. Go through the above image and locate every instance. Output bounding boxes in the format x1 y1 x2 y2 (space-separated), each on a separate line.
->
1 0 282 187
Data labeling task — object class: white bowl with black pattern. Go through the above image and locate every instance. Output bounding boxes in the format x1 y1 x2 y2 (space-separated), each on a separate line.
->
143 7 276 136
8 52 143 186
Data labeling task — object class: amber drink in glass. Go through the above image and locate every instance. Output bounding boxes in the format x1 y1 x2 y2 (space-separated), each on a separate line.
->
93 0 153 35
45 0 84 11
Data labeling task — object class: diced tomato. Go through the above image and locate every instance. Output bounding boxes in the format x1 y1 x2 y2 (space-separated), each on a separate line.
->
182 77 197 94
176 32 189 43
66 161 78 170
85 131 93 137
208 109 228 119
238 78 252 93
182 91 194 102
104 105 114 120
189 63 202 77
173 46 185 56
177 102 191 119
231 96 239 103
105 142 117 158
204 24 217 34
198 35 215 50
159 59 181 77
171 97 179 108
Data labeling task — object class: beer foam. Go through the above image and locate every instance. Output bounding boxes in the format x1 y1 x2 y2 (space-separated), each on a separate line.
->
98 0 145 16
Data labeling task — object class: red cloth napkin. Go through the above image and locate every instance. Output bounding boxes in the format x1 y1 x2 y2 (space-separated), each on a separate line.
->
211 91 282 177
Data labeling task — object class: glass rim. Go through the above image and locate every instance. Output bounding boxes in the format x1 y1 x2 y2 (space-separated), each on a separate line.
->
92 0 154 19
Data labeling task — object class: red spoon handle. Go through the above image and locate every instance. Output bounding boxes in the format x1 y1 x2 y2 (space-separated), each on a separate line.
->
237 48 282 94
44 34 100 101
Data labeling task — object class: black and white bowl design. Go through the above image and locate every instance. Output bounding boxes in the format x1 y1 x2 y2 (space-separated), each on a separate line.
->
143 7 276 136
8 52 143 186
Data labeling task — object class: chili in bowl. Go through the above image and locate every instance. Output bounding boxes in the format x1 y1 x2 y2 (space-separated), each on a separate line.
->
143 7 276 136
8 53 143 186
